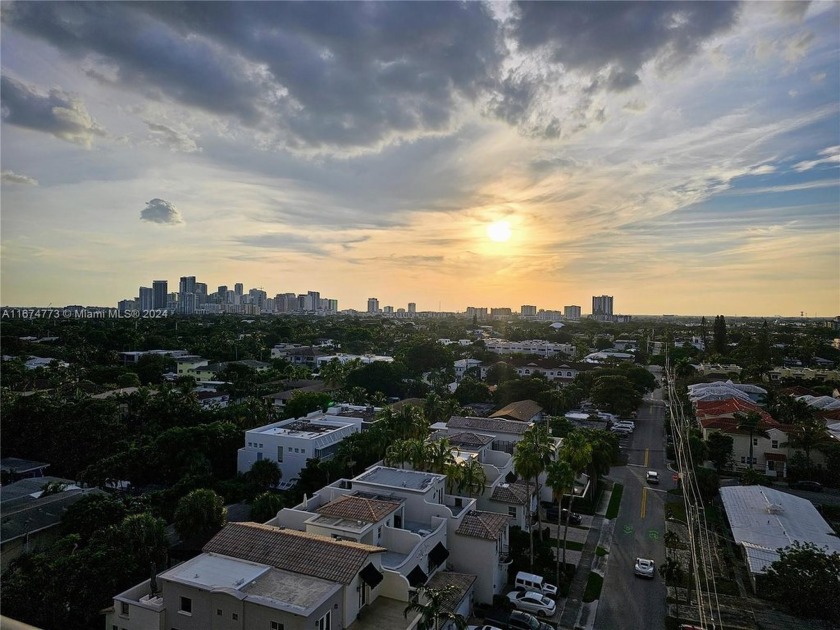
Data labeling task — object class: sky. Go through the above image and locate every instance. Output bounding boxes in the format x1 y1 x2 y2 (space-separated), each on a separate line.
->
1 1 838 317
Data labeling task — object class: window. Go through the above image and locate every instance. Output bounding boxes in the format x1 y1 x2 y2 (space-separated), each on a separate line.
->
232 613 239 621
120 601 129 616
741 456 746 463
753 438 758 446
179 597 192 614
270 622 284 630
317 610 332 630
277 446 284 462
294 448 300 453
217 609 223 616
289 447 293 452
257 452 263 461
508 506 517 517
771 440 778 449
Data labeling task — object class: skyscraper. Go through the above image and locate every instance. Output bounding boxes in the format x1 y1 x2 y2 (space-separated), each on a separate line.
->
408 302 416 314
152 280 168 310
521 305 537 317
564 305 582 320
179 276 196 294
367 297 379 313
592 295 614 320
139 286 154 311
234 283 244 296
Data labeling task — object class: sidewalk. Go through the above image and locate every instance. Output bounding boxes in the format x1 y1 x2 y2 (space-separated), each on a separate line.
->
556 486 613 630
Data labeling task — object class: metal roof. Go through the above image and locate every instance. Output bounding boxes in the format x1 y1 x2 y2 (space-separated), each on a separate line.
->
719 486 840 573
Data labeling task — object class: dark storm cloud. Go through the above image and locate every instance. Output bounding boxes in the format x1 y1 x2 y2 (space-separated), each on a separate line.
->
2 1 742 151
3 1 503 151
0 75 106 146
509 1 741 83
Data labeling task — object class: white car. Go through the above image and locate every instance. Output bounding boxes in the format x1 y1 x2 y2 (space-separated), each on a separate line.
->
614 420 635 429
646 471 659 484
506 590 556 617
634 557 655 578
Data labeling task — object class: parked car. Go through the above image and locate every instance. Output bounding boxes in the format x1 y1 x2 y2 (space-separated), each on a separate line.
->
545 506 582 525
484 610 553 630
610 425 633 435
634 557 655 578
514 571 558 597
646 471 659 484
506 590 556 617
791 480 823 492
613 420 635 430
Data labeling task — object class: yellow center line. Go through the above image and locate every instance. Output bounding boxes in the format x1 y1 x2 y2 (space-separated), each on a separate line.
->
644 447 649 468
641 487 647 519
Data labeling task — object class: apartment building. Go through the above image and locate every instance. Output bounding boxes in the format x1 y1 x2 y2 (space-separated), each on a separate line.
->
483 338 575 358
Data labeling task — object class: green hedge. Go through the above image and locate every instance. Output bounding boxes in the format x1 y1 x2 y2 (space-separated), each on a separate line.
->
606 483 623 519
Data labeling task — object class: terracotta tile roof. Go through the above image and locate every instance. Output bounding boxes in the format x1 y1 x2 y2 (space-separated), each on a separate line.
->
490 399 543 422
316 494 401 523
456 510 509 540
448 416 531 435
203 522 384 584
425 571 477 612
490 481 530 505
700 416 787 435
695 399 777 425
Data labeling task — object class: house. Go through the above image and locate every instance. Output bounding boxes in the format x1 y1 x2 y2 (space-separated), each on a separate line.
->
483 339 575 358
105 522 387 630
272 465 506 605
446 416 532 454
315 353 394 368
263 380 330 409
1 477 105 572
0 457 49 482
490 400 543 423
118 349 189 365
481 358 595 383
719 486 840 592
453 358 483 382
237 410 363 488
175 355 208 375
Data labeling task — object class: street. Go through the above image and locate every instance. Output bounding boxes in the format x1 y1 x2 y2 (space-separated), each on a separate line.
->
595 379 669 630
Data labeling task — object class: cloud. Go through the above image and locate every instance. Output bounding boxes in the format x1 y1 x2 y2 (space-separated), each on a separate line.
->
0 75 106 146
3 2 503 154
140 198 184 224
1 170 39 185
792 146 840 172
508 2 741 81
144 120 200 153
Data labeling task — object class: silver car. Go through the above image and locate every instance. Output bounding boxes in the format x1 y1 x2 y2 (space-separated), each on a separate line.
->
506 590 556 617
634 557 655 578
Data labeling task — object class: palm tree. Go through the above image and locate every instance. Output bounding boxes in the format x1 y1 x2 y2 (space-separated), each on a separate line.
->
546 459 575 588
558 431 592 576
522 425 555 541
407 438 429 471
513 437 541 568
735 411 769 470
423 392 445 424
403 585 468 630
457 458 487 497
659 557 686 621
385 440 413 469
782 419 830 472
425 438 456 475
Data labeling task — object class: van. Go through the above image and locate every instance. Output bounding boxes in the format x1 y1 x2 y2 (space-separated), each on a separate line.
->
514 571 557 597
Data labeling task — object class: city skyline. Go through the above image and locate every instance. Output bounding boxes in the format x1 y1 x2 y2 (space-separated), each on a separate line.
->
1 2 839 317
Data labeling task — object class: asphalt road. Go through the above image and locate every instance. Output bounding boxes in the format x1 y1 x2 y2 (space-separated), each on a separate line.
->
595 381 669 630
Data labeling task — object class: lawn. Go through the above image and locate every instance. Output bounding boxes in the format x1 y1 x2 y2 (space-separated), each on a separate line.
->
582 572 603 603
606 483 623 519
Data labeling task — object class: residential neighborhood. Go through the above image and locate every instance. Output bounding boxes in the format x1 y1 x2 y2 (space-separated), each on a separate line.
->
1 311 839 630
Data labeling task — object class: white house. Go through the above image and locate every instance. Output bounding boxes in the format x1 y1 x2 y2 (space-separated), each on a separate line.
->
237 410 364 486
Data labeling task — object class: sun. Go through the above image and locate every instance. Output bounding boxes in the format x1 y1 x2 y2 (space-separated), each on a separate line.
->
486 220 512 243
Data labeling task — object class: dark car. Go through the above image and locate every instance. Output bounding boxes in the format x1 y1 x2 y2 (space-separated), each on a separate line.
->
546 506 582 525
791 480 823 492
